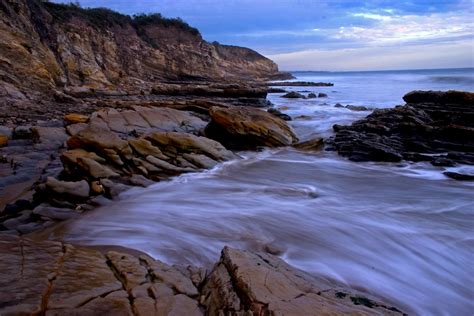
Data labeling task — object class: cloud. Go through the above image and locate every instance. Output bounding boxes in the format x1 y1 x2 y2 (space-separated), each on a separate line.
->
268 41 474 71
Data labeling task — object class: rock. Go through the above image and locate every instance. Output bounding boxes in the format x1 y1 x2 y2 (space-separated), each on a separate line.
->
32 204 79 221
346 105 369 111
267 88 287 93
128 175 154 187
444 172 474 181
403 90 474 105
147 132 236 161
77 157 121 178
318 93 328 98
182 153 218 169
64 114 89 124
281 91 305 98
90 181 105 194
129 138 168 160
13 126 33 139
0 126 13 139
269 81 334 87
106 251 148 290
0 135 7 147
201 247 404 316
67 127 133 165
145 156 194 173
100 179 131 198
307 92 317 98
31 127 68 149
206 106 298 149
45 177 90 198
334 103 344 108
332 90 474 165
431 157 456 167
294 138 324 151
66 123 88 136
267 108 292 121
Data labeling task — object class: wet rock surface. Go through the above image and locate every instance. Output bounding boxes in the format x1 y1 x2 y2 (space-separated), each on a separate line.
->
0 236 405 315
331 91 474 174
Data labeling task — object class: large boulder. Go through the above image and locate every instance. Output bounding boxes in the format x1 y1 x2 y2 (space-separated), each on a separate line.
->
206 106 298 149
281 91 305 98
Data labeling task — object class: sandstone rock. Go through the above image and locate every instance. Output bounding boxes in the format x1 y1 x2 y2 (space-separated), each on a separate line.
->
147 132 236 161
64 114 89 124
128 175 155 187
294 138 324 151
100 179 132 198
107 251 148 290
77 157 121 178
66 123 88 136
201 247 404 315
90 181 105 194
206 106 298 149
182 153 218 169
0 126 13 139
45 177 90 198
145 155 194 173
129 138 168 160
0 135 7 147
67 127 133 165
281 91 305 98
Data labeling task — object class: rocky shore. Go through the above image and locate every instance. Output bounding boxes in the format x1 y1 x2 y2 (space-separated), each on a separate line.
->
0 235 405 315
330 90 474 180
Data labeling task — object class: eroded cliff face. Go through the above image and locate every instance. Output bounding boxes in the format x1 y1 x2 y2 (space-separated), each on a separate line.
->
0 0 286 99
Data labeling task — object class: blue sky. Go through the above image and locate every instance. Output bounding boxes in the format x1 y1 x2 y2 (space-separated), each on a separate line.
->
52 0 474 71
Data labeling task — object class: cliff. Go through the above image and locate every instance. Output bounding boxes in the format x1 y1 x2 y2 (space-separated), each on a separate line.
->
0 0 288 99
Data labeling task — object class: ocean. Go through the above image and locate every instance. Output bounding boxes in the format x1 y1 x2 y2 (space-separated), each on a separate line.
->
41 68 474 315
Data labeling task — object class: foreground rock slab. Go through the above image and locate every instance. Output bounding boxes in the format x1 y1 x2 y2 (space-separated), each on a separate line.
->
0 236 405 315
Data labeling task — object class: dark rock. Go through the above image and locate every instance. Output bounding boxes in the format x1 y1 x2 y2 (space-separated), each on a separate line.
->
332 90 474 165
318 93 328 98
444 172 474 181
431 157 456 167
267 88 287 93
267 108 292 121
307 93 317 98
334 103 344 108
294 138 324 151
346 105 369 111
281 91 305 99
12 126 33 139
269 81 334 87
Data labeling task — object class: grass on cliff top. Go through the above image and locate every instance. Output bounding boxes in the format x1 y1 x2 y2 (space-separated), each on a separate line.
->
41 1 200 36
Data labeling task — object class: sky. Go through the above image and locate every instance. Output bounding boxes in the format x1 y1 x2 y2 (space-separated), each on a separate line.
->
52 0 474 71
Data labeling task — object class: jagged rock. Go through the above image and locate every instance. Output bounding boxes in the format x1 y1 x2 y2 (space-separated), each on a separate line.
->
107 251 148 290
77 157 121 179
206 106 298 149
332 90 474 167
201 247 404 316
145 156 194 173
281 91 305 98
45 177 90 198
128 175 155 187
147 132 235 161
64 114 89 124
